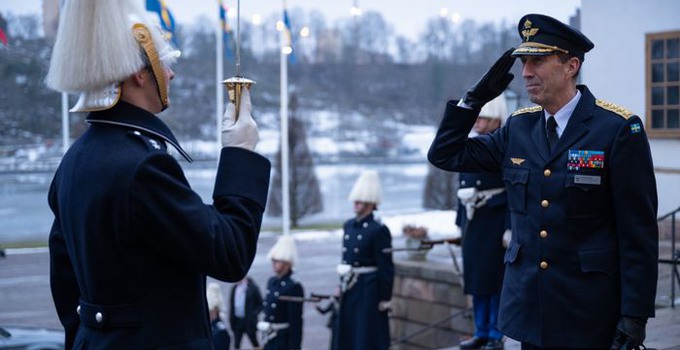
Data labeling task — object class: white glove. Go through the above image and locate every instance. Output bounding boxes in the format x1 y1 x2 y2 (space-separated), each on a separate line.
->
378 300 392 312
502 229 512 248
256 321 271 332
221 87 259 150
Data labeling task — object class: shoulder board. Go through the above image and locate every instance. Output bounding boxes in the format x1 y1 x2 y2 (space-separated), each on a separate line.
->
511 105 543 116
128 130 167 152
595 99 634 119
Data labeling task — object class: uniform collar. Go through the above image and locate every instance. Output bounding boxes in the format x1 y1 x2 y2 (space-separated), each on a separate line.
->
544 89 581 138
353 213 374 227
86 101 193 162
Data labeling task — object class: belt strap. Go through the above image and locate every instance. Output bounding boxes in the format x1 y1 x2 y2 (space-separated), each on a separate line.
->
352 266 378 274
78 299 141 329
270 322 290 331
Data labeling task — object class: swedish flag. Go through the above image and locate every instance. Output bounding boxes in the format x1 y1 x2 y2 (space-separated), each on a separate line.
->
146 0 178 47
218 0 234 60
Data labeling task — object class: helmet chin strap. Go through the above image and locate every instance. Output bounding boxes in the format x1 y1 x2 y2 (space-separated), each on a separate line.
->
132 23 169 111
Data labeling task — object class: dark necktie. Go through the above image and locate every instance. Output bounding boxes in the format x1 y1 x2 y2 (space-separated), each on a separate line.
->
546 116 559 153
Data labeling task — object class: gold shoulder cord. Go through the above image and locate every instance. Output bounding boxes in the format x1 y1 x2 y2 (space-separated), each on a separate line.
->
596 99 634 119
511 105 543 116
132 23 168 110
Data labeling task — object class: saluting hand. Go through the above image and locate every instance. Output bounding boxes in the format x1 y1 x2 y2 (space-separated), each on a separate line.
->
222 87 259 151
462 48 516 110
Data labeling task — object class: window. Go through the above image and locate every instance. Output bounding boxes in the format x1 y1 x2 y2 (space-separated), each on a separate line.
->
646 31 680 138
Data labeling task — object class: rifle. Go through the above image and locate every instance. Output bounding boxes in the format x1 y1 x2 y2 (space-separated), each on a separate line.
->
381 237 461 253
277 292 338 303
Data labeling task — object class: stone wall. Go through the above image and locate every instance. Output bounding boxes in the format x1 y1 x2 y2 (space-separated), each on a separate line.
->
390 258 473 350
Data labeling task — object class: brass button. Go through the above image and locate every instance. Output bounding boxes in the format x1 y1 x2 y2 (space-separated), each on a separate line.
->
541 200 549 208
540 230 548 238
95 312 103 323
540 261 549 269
544 169 552 177
76 306 81 315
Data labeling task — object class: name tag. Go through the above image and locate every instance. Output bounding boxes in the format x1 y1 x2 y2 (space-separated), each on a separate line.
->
574 175 601 185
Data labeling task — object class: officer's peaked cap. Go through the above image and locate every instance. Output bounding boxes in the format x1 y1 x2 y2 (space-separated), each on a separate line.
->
511 14 594 60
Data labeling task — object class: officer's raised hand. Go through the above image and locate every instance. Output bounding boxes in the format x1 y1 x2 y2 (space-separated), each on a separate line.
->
462 48 516 110
222 87 259 151
610 317 646 350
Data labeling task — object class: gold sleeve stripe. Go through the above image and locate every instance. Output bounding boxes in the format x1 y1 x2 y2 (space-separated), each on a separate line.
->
595 99 634 119
511 105 543 116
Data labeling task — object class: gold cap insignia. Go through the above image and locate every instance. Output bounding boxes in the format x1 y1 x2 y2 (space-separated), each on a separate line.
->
521 19 539 42
510 157 526 165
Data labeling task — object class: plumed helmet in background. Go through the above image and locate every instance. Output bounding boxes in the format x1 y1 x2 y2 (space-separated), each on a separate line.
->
206 282 224 311
348 170 382 205
266 235 298 267
479 93 509 125
45 0 180 112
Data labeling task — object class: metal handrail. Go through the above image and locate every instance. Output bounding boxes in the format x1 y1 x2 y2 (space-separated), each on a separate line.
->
390 307 471 348
658 206 680 308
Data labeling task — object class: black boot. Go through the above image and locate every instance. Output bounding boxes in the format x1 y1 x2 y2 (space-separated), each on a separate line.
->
482 338 504 350
460 336 488 350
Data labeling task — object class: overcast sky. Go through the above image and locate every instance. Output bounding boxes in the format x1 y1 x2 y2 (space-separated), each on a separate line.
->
3 0 580 40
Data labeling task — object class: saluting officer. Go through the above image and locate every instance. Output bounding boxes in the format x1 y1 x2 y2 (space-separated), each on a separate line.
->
456 94 510 350
335 170 394 350
259 235 304 350
45 0 270 348
428 13 658 350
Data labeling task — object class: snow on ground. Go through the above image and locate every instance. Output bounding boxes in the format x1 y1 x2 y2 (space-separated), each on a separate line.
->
277 210 460 242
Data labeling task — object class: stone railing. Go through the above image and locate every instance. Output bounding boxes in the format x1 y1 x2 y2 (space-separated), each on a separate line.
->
390 258 473 350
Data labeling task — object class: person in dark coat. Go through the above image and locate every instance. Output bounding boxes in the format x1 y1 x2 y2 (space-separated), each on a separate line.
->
259 236 304 350
428 14 658 350
335 170 394 350
44 1 270 349
229 276 263 349
207 282 231 350
456 94 510 350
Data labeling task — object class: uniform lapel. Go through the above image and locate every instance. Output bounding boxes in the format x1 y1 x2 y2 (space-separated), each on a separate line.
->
548 86 595 163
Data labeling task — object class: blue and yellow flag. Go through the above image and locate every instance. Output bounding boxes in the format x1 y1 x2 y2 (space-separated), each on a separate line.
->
218 0 234 60
146 0 178 47
283 8 296 64
0 12 8 46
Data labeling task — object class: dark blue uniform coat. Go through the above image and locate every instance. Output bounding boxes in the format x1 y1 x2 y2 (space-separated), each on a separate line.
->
211 318 231 350
428 86 658 347
48 101 271 349
335 214 394 350
456 172 508 295
262 272 304 350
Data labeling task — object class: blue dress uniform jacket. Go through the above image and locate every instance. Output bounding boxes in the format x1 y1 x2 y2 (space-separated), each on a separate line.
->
336 214 394 350
456 172 508 295
428 86 658 347
262 272 304 350
48 101 271 350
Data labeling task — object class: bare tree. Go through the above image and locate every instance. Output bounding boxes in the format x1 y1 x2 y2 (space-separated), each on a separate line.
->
422 164 458 210
267 93 323 227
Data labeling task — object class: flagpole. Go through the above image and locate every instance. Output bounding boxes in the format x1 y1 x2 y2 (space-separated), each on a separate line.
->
61 92 69 154
280 0 291 236
216 2 224 160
